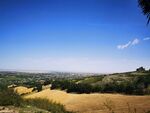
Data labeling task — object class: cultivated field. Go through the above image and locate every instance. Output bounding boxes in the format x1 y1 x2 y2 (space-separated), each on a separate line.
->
24 89 150 113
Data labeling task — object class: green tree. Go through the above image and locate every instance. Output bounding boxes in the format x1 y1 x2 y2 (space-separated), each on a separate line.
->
36 84 42 92
138 0 150 25
136 66 145 72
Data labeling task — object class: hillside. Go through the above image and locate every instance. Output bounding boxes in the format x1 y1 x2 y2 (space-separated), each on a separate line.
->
1 70 150 113
51 71 150 95
25 89 150 113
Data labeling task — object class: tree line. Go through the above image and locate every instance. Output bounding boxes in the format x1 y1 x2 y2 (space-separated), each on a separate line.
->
51 75 150 95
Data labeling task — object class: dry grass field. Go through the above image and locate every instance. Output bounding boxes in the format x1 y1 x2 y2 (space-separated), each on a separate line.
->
24 89 150 113
14 86 33 95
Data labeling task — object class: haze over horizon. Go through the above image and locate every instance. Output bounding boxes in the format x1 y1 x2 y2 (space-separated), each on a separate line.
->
0 0 150 73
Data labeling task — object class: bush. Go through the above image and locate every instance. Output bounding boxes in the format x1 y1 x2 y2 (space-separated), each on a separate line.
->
36 84 42 92
24 98 73 113
0 89 23 106
0 83 8 92
67 83 93 93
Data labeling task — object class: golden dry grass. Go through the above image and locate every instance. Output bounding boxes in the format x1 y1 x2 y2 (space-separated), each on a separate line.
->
14 86 33 95
24 89 150 113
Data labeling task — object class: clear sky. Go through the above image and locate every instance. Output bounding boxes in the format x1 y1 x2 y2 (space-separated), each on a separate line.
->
0 0 150 73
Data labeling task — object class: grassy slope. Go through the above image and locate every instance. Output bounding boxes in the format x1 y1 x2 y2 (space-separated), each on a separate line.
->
25 89 150 113
78 71 150 85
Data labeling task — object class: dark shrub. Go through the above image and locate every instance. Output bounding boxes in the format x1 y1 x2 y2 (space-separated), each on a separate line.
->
0 89 23 106
24 98 73 113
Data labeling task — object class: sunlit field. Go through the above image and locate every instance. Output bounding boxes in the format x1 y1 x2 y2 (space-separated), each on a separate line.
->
25 88 150 113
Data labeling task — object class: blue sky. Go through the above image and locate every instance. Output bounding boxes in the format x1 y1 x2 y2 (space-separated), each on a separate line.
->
0 0 150 73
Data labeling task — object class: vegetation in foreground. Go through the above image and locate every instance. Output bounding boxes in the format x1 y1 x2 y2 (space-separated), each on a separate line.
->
0 87 73 113
24 98 72 113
